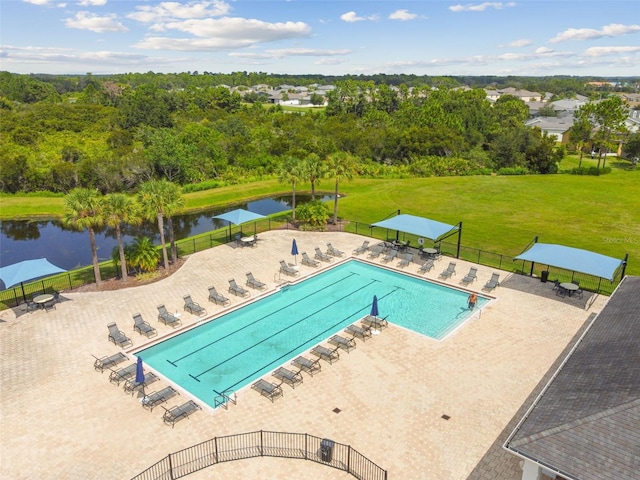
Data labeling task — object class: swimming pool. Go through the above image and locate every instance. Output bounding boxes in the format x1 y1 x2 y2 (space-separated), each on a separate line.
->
137 260 488 408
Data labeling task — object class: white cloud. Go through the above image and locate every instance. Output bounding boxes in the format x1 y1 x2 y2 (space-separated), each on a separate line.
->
230 48 350 59
583 45 640 57
341 11 365 22
64 11 127 32
550 23 640 43
505 39 531 48
127 1 231 23
133 18 311 51
22 0 50 5
315 58 345 65
77 0 107 6
57 2 67 6
389 9 417 21
340 11 378 23
449 2 516 13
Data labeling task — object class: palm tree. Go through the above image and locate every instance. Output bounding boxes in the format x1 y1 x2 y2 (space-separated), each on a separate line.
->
63 188 104 286
277 156 304 222
138 179 184 269
301 153 325 200
327 152 358 225
103 193 142 282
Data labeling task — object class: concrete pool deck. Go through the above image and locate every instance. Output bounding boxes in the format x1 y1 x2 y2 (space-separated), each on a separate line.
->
0 230 606 480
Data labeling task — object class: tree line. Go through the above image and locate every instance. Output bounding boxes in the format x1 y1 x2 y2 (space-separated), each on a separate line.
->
0 72 636 195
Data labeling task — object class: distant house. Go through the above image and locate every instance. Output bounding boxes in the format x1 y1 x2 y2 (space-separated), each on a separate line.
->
525 117 573 142
625 109 640 133
485 87 542 103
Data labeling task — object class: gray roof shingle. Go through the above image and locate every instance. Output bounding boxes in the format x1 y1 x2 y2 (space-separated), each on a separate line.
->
506 276 640 480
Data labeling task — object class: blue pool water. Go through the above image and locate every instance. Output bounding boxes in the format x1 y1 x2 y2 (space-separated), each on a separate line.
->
138 260 488 408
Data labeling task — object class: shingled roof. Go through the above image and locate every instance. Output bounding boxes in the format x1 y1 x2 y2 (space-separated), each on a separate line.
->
505 275 640 480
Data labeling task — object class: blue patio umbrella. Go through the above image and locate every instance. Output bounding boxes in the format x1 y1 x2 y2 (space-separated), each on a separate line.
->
0 258 66 303
371 295 379 317
291 239 299 264
135 356 145 384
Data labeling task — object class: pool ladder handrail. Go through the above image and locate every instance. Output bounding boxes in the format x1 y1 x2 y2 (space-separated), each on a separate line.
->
214 390 237 410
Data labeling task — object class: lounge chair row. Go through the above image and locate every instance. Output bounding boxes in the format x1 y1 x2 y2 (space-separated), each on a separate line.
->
97 355 201 427
251 313 382 403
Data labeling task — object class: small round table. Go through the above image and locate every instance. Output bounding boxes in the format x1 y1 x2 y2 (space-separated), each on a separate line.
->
560 283 579 296
423 247 438 259
33 293 54 309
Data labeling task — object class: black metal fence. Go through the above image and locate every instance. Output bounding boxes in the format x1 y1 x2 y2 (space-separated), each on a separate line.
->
131 431 387 480
1 213 621 310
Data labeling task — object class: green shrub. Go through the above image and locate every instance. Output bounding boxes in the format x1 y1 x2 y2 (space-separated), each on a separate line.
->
182 179 229 193
497 167 529 175
569 166 612 176
295 200 330 228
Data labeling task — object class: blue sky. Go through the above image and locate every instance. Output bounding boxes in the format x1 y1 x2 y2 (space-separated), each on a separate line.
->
1 0 640 76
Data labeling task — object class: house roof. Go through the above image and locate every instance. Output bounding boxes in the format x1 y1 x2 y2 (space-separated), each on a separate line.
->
505 275 640 480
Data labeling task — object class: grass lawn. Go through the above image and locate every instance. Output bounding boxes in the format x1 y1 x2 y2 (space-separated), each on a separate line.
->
2 159 638 275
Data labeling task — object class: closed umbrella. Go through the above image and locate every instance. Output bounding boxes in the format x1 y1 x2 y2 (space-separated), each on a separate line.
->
291 239 299 264
135 356 145 384
371 295 379 317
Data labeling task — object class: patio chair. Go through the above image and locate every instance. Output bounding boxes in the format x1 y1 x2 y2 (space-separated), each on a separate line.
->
162 400 201 428
291 356 322 376
157 305 181 328
397 253 413 268
301 252 320 267
107 322 132 348
418 259 435 274
571 280 584 298
133 313 157 338
183 294 207 317
362 314 389 330
314 247 333 263
251 379 284 402
208 286 230 305
93 352 127 373
272 367 303 389
228 278 250 297
123 372 159 396
109 363 137 385
345 324 372 341
439 262 457 279
279 260 300 277
246 272 267 290
329 334 357 352
483 273 501 291
381 249 398 263
311 345 340 364
326 243 345 257
460 267 478 284
367 245 384 258
353 240 370 255
142 386 179 412
25 300 39 313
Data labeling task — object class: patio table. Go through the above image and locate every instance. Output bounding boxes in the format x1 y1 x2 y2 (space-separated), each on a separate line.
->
33 293 54 309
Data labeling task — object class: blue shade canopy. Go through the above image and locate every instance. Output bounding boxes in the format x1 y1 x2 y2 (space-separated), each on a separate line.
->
370 295 379 317
212 208 265 226
0 258 66 289
291 239 299 256
371 214 459 241
514 243 624 281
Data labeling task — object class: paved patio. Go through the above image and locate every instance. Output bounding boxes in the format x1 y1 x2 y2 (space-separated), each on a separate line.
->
0 230 606 480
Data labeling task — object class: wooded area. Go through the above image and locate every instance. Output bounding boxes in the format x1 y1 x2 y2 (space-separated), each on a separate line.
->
1 71 636 194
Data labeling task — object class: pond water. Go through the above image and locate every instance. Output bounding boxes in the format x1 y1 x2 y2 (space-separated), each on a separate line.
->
0 195 331 273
